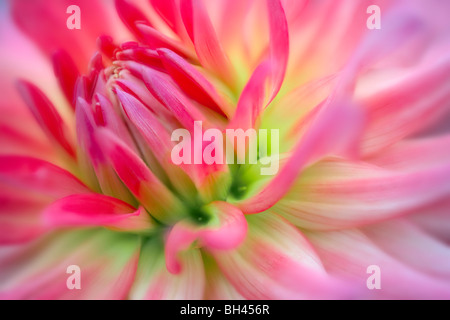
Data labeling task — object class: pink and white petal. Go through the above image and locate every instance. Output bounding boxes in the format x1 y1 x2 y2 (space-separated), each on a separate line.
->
0 95 58 164
274 155 450 230
0 229 140 300
306 228 450 299
129 238 205 300
43 194 152 233
359 55 450 155
52 50 80 108
234 98 365 214
280 0 308 24
212 213 349 299
362 219 450 279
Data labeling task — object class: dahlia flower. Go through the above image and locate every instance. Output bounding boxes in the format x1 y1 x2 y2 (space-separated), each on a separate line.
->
1 0 450 300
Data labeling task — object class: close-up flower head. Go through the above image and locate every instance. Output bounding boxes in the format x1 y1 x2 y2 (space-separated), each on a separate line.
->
0 0 450 300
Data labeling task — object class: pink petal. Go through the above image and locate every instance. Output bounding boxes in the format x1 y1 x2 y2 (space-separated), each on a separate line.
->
116 90 173 162
0 187 48 244
116 47 165 71
10 0 119 70
141 66 206 131
0 222 44 246
94 93 137 153
199 202 248 251
180 0 235 84
165 202 247 274
95 128 157 196
136 23 194 60
96 128 184 224
0 156 90 244
97 35 119 61
0 124 55 160
73 76 90 103
17 80 76 158
235 98 365 214
227 61 272 130
0 156 89 199
164 223 198 275
263 74 338 153
75 97 105 166
280 0 309 23
148 0 178 32
116 89 196 198
118 72 227 193
157 48 230 118
148 0 193 45
409 198 450 244
76 96 135 203
51 50 80 109
43 194 151 232
342 3 426 86
114 74 176 125
266 0 289 98
115 0 152 38
362 219 450 279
